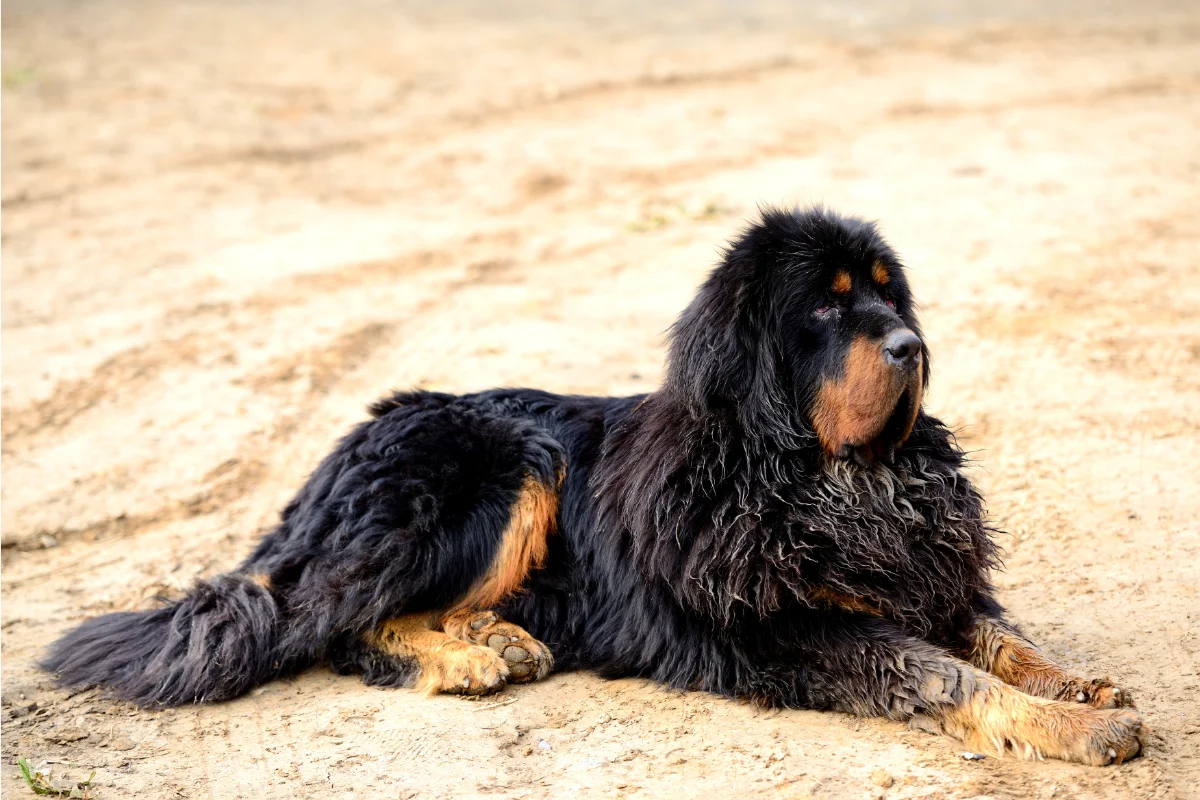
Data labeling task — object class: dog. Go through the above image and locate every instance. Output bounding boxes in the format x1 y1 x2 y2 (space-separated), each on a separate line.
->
43 207 1144 765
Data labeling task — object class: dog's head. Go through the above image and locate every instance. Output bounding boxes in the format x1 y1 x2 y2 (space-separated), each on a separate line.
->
666 207 927 461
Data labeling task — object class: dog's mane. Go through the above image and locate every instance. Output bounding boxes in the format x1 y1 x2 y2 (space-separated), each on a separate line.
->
592 208 999 642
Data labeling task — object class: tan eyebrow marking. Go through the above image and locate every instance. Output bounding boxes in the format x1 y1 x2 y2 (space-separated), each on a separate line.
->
831 271 852 294
873 261 890 285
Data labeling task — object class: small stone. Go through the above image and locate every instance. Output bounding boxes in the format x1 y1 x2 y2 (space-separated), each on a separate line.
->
870 769 893 788
109 736 137 751
488 634 508 650
47 726 89 743
502 646 529 663
538 739 551 751
961 752 987 761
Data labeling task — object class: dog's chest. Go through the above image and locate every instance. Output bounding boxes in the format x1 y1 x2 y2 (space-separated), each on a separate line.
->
776 460 992 633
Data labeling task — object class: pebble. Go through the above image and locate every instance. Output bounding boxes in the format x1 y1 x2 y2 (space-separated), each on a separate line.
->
870 769 894 788
961 752 987 761
109 736 137 751
46 727 89 743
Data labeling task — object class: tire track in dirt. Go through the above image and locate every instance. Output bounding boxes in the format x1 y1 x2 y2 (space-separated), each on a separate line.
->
888 75 1200 120
2 320 396 558
0 52 815 210
2 227 591 556
0 339 210 449
8 23 1189 211
0 231 523 452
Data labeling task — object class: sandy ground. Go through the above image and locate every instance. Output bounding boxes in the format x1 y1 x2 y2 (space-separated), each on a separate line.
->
3 1 1199 797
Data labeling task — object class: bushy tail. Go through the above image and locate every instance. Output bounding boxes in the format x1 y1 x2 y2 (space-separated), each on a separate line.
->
40 574 278 707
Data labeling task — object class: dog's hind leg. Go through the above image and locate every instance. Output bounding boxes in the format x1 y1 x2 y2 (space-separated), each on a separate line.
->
434 473 558 683
795 618 1144 765
328 470 559 694
962 615 1134 709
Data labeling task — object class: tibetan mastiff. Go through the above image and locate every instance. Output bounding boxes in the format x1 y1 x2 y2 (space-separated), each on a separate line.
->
44 207 1144 765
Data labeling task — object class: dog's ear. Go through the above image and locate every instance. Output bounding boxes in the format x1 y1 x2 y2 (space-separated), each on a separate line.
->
665 244 796 440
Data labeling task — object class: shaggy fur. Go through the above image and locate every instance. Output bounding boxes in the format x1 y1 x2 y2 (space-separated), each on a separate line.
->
43 207 1144 765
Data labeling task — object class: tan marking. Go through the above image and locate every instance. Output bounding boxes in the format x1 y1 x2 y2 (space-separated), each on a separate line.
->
367 613 508 694
931 669 1143 764
247 573 272 590
452 475 558 612
809 586 883 616
831 271 852 294
964 617 1133 708
873 261 890 285
811 336 922 454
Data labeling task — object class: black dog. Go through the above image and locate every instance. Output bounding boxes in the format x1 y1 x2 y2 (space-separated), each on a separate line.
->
44 207 1144 764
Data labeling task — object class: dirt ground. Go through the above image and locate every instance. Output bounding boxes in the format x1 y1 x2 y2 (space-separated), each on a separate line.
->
2 1 1199 797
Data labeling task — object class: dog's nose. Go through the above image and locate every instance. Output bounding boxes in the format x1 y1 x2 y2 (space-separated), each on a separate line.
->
883 329 921 368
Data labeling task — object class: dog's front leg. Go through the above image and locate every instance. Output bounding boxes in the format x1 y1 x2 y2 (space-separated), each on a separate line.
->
804 618 1143 765
961 614 1134 709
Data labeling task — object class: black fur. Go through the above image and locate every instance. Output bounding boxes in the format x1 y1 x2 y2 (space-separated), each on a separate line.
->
44 207 1005 722
41 575 276 706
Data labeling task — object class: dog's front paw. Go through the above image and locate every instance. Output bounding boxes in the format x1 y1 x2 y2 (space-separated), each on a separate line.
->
1073 708 1145 765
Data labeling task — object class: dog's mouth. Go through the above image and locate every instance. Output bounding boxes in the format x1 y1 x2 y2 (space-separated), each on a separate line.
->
810 336 924 464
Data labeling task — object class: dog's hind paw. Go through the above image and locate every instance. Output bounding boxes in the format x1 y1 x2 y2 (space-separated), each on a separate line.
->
443 609 553 683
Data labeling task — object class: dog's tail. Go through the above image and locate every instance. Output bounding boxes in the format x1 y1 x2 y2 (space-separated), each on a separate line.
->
40 573 278 707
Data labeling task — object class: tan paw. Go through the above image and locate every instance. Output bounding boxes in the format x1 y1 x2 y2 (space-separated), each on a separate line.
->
1081 708 1145 765
1038 705 1145 766
942 685 1146 766
445 610 553 683
418 641 509 696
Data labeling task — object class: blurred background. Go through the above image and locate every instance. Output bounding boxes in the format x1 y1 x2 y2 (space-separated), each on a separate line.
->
3 1 1198 798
